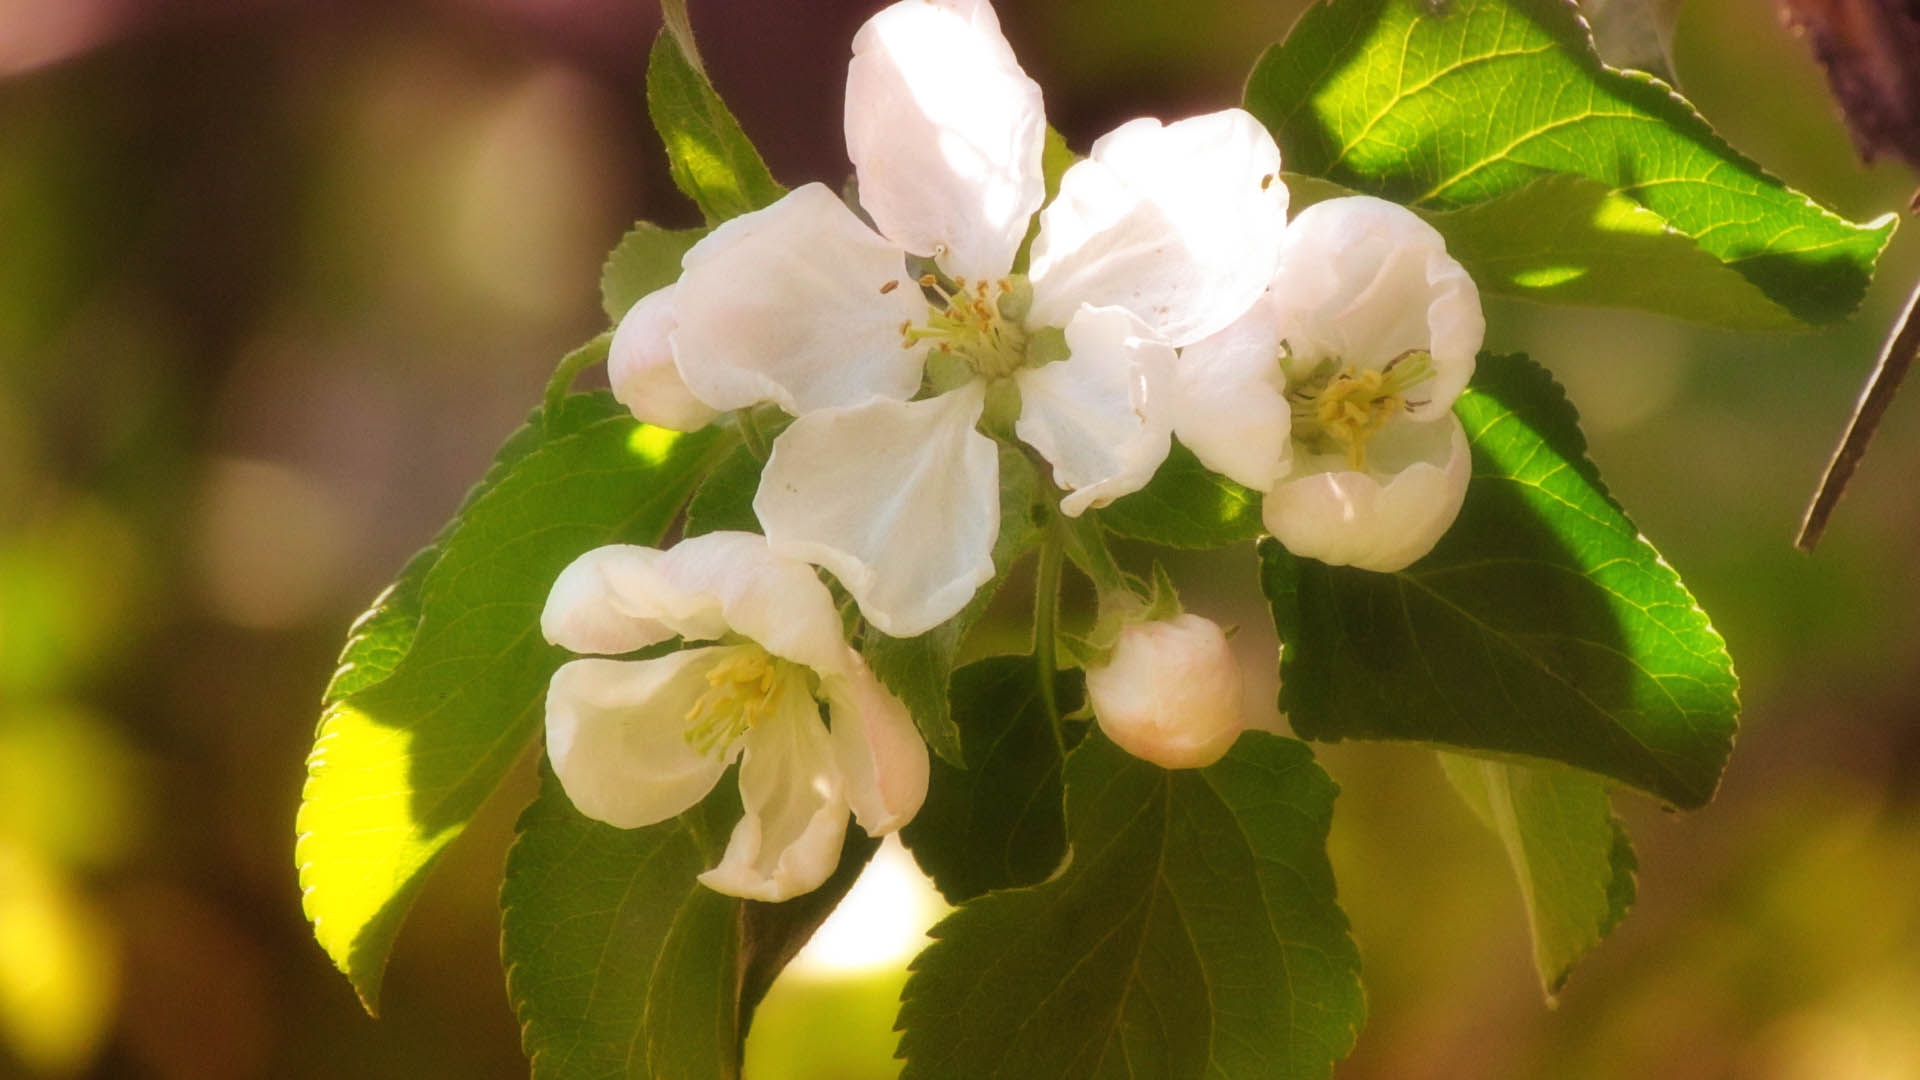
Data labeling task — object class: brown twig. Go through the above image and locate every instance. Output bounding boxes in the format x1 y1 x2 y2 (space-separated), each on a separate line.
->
1796 271 1920 551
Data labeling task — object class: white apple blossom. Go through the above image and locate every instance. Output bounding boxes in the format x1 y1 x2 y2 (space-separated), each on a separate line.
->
665 0 1289 638
607 284 719 433
1173 195 1484 572
1084 613 1245 769
540 531 929 902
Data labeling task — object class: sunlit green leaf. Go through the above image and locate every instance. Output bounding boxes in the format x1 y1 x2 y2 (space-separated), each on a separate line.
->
1099 440 1265 549
295 394 725 1012
1261 354 1739 808
600 223 704 322
867 450 1044 768
501 767 875 1080
900 658 1076 904
648 30 784 224
1438 753 1637 996
1245 0 1895 325
897 730 1364 1080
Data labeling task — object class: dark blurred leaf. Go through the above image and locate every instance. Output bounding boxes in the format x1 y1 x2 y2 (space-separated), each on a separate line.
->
1261 354 1739 808
295 394 724 1012
684 443 764 538
1098 440 1265 549
501 767 876 1080
900 658 1076 904
647 29 785 224
1782 0 1920 173
868 449 1044 768
898 730 1363 1080
1246 0 1895 324
600 223 704 323
1438 753 1637 996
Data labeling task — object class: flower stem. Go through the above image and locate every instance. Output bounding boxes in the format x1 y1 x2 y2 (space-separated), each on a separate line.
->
541 331 612 430
1034 526 1066 753
738 407 772 462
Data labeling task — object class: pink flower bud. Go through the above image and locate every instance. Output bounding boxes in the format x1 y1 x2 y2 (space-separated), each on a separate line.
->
1084 613 1245 769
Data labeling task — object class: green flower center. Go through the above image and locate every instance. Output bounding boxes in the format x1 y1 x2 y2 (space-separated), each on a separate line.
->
682 646 808 757
903 272 1034 382
1285 348 1436 470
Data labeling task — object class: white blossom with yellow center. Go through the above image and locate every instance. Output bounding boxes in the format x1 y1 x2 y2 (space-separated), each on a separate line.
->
540 531 929 901
1173 196 1484 572
659 0 1289 637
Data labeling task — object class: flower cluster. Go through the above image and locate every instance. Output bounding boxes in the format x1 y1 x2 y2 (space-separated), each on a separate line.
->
546 0 1483 899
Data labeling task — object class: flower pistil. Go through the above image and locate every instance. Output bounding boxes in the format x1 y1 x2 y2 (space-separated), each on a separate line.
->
1285 348 1437 469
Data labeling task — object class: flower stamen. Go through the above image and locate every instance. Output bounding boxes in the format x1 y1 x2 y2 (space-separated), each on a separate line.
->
683 647 799 757
901 273 1032 380
1286 349 1436 470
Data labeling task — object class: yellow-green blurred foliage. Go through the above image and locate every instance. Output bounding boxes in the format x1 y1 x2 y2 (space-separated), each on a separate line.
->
3 1 1920 1077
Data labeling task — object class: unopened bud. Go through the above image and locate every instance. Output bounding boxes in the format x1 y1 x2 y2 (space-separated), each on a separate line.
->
609 285 721 432
1084 613 1245 769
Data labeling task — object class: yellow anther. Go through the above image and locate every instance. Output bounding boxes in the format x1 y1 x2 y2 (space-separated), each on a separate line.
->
1287 351 1435 471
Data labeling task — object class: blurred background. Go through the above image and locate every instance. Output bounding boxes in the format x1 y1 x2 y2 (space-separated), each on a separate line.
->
3 0 1919 1076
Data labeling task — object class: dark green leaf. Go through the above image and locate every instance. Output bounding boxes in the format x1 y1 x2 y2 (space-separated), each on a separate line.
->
502 767 877 1079
897 730 1364 1080
1438 752 1637 996
868 449 1044 767
648 30 784 224
1261 354 1739 808
1099 439 1265 549
295 394 725 1011
900 657 1078 904
684 443 765 538
1245 0 1895 325
600 223 704 321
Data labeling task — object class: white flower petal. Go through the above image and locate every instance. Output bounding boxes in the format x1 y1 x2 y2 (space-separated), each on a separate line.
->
1170 300 1292 491
1014 305 1173 516
755 386 1000 638
1263 412 1472 573
541 545 712 655
845 0 1045 282
672 183 927 414
1085 613 1245 770
1029 110 1287 346
655 531 850 677
698 680 849 901
1270 195 1483 416
545 651 739 829
608 285 719 432
823 653 929 835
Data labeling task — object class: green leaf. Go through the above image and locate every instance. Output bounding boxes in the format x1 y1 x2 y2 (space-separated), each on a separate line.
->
295 394 725 1011
683 442 764 538
600 223 705 321
1260 353 1739 808
897 730 1364 1080
867 449 1045 768
1427 174 1805 329
1245 0 1895 325
1098 440 1265 549
1438 752 1637 996
648 29 784 224
502 767 877 1080
900 657 1078 904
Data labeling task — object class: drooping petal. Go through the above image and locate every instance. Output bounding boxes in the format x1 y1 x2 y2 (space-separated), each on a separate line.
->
541 544 710 655
1269 195 1483 417
698 677 849 901
1013 305 1173 516
1169 298 1293 491
671 183 927 415
755 385 999 638
1085 613 1246 770
545 650 739 829
655 531 850 678
845 0 1045 283
607 284 719 433
822 653 929 835
1263 411 1472 573
1028 110 1287 347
